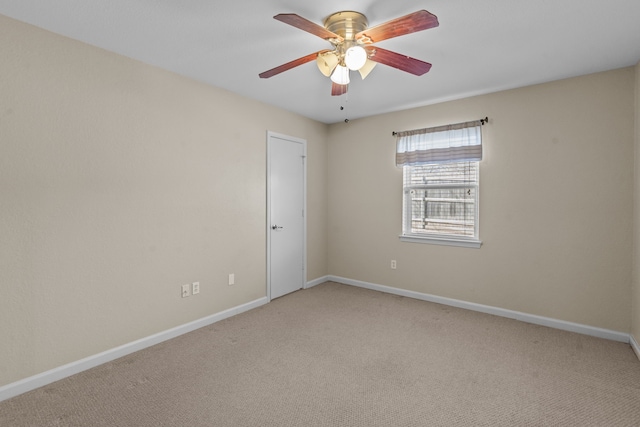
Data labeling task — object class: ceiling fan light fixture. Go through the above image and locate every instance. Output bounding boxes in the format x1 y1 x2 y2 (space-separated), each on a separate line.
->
345 45 367 70
358 58 377 80
316 52 339 77
330 64 350 85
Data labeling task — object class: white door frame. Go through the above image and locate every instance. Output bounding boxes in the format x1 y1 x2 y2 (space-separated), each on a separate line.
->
266 131 307 301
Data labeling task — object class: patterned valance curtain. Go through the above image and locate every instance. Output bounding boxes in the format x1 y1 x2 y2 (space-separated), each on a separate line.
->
395 120 483 167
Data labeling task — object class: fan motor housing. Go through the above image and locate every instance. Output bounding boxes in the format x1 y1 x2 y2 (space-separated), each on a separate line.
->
324 11 368 40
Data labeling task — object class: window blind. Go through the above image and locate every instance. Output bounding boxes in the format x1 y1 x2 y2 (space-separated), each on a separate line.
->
396 120 483 167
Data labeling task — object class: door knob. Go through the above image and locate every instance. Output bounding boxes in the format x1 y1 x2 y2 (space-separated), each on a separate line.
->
272 225 283 230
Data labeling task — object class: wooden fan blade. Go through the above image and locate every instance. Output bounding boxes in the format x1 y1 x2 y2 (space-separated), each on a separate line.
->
274 14 344 42
331 82 348 96
356 10 439 44
366 47 432 76
259 51 326 79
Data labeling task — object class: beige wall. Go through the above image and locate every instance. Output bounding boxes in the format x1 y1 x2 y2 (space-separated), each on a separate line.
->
633 62 640 347
0 15 328 387
327 68 635 333
1 11 637 390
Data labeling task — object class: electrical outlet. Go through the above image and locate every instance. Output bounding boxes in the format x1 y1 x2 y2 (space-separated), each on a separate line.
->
181 284 190 298
391 260 397 270
192 282 200 295
228 273 235 286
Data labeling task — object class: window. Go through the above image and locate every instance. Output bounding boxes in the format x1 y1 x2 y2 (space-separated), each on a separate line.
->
396 120 483 248
403 161 479 244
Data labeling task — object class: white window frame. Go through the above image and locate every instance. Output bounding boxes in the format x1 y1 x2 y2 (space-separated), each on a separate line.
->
400 161 481 248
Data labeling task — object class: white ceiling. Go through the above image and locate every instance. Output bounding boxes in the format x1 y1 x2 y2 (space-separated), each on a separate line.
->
1 1 639 124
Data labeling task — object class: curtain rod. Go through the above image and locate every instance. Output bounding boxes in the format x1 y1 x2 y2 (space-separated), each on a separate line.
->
392 116 489 136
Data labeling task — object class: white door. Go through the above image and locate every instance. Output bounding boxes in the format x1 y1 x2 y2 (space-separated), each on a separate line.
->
267 132 306 300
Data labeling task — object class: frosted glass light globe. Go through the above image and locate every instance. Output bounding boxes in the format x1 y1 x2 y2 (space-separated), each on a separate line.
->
330 65 350 85
345 46 367 71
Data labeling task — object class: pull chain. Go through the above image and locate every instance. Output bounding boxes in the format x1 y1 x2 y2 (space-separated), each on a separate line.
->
341 89 350 123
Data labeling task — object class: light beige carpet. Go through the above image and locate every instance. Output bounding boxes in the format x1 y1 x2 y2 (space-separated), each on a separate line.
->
1 282 639 426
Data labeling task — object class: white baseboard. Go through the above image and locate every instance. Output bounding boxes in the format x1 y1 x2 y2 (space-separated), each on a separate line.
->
329 275 631 344
306 275 330 289
3 279 636 403
0 297 268 403
631 335 640 361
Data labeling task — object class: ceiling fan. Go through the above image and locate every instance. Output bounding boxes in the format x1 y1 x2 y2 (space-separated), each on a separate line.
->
258 10 439 96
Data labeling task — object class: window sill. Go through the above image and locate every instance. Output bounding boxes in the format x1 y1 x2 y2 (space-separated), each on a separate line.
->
399 234 482 249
